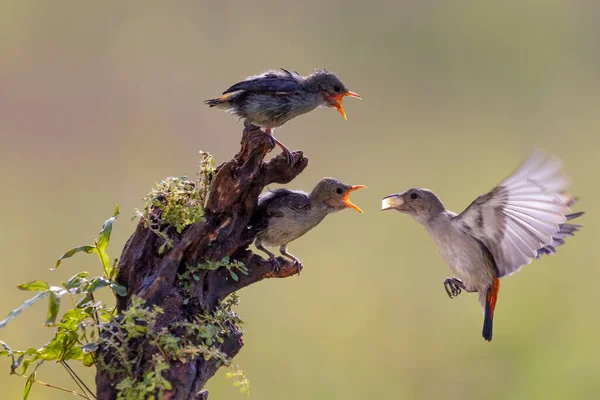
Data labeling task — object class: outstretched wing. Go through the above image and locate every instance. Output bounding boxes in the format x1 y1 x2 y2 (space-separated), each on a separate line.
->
452 148 583 277
536 211 584 257
223 69 303 94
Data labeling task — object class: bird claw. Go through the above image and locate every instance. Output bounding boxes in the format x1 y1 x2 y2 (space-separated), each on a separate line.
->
292 259 303 276
282 150 294 165
444 278 464 299
270 256 281 274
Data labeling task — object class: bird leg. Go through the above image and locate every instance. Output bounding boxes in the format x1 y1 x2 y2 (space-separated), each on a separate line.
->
265 128 293 165
255 240 280 273
444 277 469 299
279 244 303 276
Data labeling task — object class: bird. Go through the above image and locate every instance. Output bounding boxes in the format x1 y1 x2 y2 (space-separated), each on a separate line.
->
381 149 584 342
251 178 366 272
205 68 361 164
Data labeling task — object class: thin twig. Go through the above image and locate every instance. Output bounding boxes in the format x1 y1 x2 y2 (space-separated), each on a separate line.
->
16 373 89 399
61 362 91 399
62 361 96 399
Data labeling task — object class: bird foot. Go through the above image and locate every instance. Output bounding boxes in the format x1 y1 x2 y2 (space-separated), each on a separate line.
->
271 258 281 273
291 259 303 276
444 277 464 299
281 149 294 166
270 256 281 274
263 129 294 165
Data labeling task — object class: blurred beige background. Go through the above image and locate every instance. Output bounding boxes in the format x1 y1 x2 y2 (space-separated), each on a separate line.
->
1 1 599 399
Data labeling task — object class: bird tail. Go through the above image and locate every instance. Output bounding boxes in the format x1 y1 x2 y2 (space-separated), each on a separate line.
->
482 278 500 342
204 92 234 108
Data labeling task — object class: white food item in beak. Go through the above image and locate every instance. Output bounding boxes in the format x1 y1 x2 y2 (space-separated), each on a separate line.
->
381 195 404 211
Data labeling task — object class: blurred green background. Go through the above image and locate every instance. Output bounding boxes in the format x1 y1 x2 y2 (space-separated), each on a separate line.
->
1 1 599 399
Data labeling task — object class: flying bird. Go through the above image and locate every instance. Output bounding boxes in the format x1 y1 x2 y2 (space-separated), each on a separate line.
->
252 178 366 271
205 69 361 164
381 149 584 341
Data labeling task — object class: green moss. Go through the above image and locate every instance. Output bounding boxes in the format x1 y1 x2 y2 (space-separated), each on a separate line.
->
178 257 248 304
135 151 216 253
226 366 251 396
115 354 172 400
99 295 247 399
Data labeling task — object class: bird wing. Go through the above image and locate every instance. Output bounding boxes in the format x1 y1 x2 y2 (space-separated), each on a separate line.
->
258 188 310 217
452 148 582 277
251 189 310 233
223 69 303 95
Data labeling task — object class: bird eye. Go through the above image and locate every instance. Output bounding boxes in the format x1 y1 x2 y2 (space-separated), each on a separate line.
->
333 84 342 93
410 193 420 200
336 187 344 195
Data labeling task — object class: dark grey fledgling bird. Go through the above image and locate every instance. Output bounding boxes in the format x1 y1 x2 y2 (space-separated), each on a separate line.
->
252 178 366 271
205 69 361 164
381 149 584 342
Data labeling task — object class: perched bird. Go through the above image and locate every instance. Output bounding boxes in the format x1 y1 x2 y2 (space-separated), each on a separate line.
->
252 178 366 271
381 149 584 341
205 68 361 164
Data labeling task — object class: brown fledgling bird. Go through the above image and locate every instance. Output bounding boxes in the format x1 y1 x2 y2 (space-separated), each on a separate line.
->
205 69 361 164
382 149 584 341
251 178 366 271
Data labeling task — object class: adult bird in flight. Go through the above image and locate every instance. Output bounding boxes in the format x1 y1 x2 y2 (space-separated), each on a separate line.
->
382 149 584 341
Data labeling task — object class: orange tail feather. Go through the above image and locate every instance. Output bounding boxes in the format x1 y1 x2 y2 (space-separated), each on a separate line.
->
482 278 500 342
204 92 234 107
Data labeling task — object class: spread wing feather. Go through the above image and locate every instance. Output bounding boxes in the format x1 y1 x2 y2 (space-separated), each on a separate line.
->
453 148 583 277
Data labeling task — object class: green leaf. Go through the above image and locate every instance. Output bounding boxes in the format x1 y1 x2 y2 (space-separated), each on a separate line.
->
110 283 127 297
39 330 81 361
95 206 119 278
158 241 168 255
23 369 35 399
53 246 96 270
229 271 239 282
110 258 119 280
63 272 89 289
0 291 50 330
45 291 61 326
82 352 95 367
58 309 86 332
163 379 172 391
17 281 49 291
75 293 92 308
96 205 119 253
13 353 26 374
85 277 110 293
0 340 15 366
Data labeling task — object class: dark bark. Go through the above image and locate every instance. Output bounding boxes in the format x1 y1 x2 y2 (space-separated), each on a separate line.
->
96 125 308 399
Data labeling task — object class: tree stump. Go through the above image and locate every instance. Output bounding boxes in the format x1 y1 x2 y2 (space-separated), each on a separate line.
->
95 125 308 399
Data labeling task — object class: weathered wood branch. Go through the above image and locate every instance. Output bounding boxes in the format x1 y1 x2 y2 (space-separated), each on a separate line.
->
96 125 308 399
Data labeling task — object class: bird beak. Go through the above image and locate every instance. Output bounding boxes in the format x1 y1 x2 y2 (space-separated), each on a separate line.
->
330 91 362 121
344 185 366 213
381 194 405 211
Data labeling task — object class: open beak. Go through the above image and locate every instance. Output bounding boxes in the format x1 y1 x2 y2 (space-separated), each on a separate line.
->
330 91 362 121
381 194 405 211
344 185 367 213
